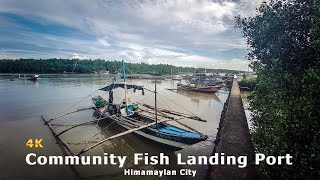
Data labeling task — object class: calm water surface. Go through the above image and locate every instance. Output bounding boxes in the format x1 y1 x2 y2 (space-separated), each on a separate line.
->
0 74 229 180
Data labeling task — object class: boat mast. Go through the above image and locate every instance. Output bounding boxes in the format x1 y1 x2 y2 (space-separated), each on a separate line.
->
122 60 128 110
72 60 78 73
155 77 158 129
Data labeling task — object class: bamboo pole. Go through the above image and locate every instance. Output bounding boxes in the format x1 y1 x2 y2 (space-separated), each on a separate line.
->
77 118 171 155
48 107 93 123
56 119 99 136
141 104 206 122
93 107 148 129
138 109 200 133
142 104 191 116
42 115 75 155
138 109 174 120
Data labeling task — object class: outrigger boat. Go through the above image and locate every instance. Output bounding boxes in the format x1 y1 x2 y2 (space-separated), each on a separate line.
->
91 60 207 150
42 60 207 156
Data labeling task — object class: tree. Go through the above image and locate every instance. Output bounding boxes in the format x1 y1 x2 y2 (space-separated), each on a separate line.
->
0 59 244 74
236 0 320 178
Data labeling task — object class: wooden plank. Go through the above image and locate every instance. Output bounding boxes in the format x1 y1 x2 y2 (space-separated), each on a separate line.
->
42 115 75 155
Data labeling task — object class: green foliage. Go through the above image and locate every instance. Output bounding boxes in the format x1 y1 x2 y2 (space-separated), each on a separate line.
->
237 0 320 178
0 58 243 74
238 76 257 90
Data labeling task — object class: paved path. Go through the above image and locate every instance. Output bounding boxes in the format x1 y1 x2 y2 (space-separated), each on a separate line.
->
208 79 255 179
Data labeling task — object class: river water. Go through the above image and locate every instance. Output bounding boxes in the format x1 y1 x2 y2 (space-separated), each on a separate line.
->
0 74 229 180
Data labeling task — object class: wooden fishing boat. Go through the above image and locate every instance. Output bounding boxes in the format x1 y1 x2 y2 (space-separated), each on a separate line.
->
177 83 222 93
92 100 207 150
92 60 207 150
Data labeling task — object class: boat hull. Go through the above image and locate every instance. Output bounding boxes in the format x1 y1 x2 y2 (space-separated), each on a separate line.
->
177 84 222 93
27 75 39 81
94 106 207 150
119 122 190 150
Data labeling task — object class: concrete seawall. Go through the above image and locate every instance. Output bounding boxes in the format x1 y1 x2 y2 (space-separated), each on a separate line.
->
207 79 255 179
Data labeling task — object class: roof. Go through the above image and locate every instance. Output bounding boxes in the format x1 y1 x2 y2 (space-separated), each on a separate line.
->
99 83 144 92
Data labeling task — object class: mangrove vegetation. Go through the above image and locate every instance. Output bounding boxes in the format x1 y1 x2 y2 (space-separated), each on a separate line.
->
0 59 243 75
237 0 320 178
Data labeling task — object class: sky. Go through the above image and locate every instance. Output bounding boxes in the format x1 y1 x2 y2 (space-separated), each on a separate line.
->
0 0 262 71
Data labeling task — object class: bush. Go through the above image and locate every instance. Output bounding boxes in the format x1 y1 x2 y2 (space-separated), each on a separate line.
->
238 77 256 90
237 0 320 178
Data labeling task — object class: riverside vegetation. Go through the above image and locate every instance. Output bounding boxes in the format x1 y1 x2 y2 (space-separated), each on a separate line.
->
0 59 242 75
237 0 320 178
238 76 256 90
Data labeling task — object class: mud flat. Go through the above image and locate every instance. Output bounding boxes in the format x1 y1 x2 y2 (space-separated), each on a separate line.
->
207 79 256 179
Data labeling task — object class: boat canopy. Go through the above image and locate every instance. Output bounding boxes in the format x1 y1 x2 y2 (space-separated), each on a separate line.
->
99 83 145 95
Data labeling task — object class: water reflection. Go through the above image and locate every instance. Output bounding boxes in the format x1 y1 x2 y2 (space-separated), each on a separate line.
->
169 89 220 103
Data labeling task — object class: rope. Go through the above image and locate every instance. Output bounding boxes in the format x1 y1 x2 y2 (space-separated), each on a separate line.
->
157 89 198 117
143 81 197 117
138 82 203 134
125 66 134 74
127 88 144 102
82 81 117 150
52 80 114 120
52 89 99 120
140 92 154 103
85 120 118 141
157 95 202 134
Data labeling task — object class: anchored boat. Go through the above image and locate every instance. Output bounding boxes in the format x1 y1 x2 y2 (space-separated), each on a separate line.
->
91 60 207 151
27 74 39 81
42 60 208 156
177 83 223 93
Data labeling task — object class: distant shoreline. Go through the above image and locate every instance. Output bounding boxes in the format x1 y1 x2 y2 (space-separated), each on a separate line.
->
0 59 245 74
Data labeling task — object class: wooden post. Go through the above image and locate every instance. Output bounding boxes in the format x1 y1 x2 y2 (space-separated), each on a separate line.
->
155 77 158 129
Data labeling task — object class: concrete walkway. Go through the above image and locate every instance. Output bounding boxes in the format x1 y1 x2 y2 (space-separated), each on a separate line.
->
208 79 255 179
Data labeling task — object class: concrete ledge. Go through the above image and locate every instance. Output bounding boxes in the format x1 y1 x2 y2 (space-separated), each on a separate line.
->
208 79 255 179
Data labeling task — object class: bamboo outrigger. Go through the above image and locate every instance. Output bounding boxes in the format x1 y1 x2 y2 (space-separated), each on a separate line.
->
42 60 208 156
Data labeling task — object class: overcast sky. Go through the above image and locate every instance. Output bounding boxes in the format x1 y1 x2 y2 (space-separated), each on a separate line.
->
0 0 262 70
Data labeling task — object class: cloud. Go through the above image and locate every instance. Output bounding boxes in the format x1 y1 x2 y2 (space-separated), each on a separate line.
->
0 0 263 70
97 37 111 47
0 54 17 60
69 53 88 60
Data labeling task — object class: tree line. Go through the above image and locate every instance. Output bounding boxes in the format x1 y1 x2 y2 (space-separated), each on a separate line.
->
0 58 243 74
